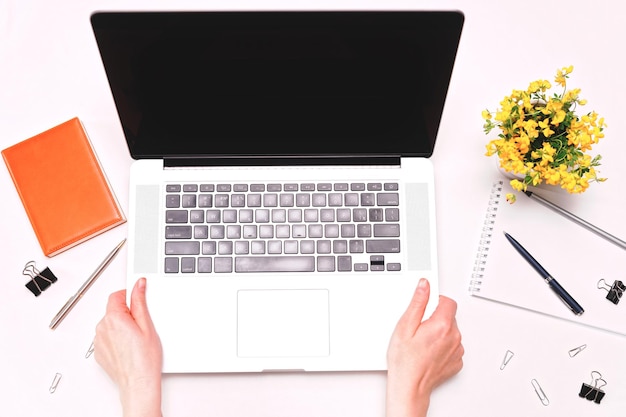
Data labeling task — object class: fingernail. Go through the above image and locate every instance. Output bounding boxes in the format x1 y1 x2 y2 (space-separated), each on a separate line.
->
418 278 428 289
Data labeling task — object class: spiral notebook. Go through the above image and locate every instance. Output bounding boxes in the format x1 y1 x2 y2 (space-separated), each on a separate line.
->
469 180 626 336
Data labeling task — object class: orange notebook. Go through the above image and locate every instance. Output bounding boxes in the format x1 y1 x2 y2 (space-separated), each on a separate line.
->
2 118 126 256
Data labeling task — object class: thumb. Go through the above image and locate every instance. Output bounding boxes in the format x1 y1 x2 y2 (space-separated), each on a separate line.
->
129 277 155 331
397 278 430 336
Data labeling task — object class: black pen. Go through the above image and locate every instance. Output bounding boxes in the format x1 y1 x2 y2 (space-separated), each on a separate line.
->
504 232 584 316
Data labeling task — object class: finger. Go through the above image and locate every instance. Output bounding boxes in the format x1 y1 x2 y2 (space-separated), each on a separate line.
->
397 278 430 336
432 295 458 320
129 277 155 332
105 289 128 314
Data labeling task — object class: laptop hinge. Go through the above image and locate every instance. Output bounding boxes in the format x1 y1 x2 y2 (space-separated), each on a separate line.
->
164 156 402 168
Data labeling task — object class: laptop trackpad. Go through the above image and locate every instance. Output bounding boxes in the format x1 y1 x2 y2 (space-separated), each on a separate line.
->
237 289 330 358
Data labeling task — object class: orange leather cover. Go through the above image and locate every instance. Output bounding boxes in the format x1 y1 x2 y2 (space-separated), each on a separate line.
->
2 118 126 256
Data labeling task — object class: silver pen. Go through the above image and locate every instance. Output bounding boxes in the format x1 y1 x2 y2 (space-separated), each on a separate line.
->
525 191 626 251
50 239 126 330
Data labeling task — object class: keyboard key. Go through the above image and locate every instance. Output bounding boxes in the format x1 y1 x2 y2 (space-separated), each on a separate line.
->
317 256 335 271
218 241 233 255
234 184 248 192
227 225 241 239
354 263 368 271
198 257 212 273
166 210 188 223
377 193 399 206
223 209 237 223
250 184 265 192
296 193 310 207
324 224 339 238
374 224 400 237
214 257 233 272
194 225 208 239
264 194 278 207
366 239 400 253
338 256 352 271
247 194 262 207
181 257 195 273
165 257 179 273
251 241 266 254
182 194 196 207
300 183 316 191
255 209 270 223
165 241 200 255
214 194 229 207
341 224 355 238
312 193 326 207
328 193 342 206
360 193 375 206
387 263 402 271
284 183 298 191
202 241 216 255
165 226 192 239
344 193 359 206
206 210 220 223
367 183 382 191
284 240 298 254
210 225 225 239
243 225 257 239
317 183 332 191
200 184 214 192
190 210 204 223
349 240 364 253
317 240 331 254
300 240 315 254
217 184 231 192
384 183 399 191
259 225 274 238
235 241 249 254
357 224 371 237
280 193 294 207
231 194 246 207
351 183 365 191
235 256 315 272
385 208 400 221
276 225 290 238
239 209 253 223
198 194 213 207
166 184 181 192
267 184 282 192
369 208 384 222
268 240 282 254
333 240 348 253
183 184 198 192
166 194 180 208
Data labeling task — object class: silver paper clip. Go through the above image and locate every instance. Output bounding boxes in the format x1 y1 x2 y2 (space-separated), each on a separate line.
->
49 373 62 393
500 350 514 370
531 379 550 406
85 341 94 359
569 344 587 357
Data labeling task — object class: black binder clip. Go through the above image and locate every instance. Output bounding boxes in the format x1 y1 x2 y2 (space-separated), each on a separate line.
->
578 371 607 404
22 261 58 296
597 279 625 305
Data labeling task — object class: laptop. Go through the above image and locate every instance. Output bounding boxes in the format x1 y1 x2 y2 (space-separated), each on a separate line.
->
90 10 464 373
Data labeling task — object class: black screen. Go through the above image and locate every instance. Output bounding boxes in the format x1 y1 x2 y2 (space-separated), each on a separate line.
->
91 11 463 161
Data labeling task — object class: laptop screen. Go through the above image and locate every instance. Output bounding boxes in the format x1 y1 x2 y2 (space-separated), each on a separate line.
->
91 11 463 161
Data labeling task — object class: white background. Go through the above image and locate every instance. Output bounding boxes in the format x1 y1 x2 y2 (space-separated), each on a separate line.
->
1 1 625 416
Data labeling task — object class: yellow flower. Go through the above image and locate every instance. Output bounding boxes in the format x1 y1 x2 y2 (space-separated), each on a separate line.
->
538 119 554 137
483 66 606 202
555 65 573 87
505 193 517 204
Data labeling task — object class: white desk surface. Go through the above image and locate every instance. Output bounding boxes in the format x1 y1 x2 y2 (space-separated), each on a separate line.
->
2 1 626 416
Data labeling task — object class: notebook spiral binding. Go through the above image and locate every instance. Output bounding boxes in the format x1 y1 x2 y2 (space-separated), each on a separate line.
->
469 180 504 293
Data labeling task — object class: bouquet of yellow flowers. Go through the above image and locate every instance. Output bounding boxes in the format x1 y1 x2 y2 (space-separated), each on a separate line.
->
482 66 606 203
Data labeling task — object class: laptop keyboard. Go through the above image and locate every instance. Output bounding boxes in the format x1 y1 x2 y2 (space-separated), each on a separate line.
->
163 182 401 273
